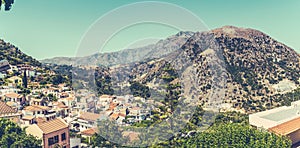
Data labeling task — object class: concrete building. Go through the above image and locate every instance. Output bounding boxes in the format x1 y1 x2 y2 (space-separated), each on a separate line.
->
249 100 300 145
249 100 300 129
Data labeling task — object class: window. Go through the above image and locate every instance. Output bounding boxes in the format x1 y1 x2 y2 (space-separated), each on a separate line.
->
48 135 59 146
48 137 54 146
54 135 59 143
61 133 66 141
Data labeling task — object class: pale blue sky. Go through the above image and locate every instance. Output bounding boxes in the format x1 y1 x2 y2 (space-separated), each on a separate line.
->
0 0 299 59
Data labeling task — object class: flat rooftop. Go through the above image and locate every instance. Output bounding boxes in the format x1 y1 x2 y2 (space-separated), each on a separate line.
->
261 105 300 122
249 100 300 129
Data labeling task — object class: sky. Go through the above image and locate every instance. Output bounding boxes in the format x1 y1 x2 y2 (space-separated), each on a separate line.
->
0 0 299 60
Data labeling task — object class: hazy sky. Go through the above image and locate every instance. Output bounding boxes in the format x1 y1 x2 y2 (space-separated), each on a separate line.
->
0 0 299 60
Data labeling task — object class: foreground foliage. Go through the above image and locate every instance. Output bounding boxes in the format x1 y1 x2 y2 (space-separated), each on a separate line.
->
159 123 291 148
0 118 42 148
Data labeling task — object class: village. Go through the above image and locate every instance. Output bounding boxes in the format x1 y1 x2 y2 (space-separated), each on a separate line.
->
0 59 154 148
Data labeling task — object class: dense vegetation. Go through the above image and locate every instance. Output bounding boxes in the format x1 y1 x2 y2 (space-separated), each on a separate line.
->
95 68 114 95
157 123 291 148
0 118 42 147
129 81 150 98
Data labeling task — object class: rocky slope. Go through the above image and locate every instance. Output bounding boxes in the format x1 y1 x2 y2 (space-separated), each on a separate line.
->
41 31 194 66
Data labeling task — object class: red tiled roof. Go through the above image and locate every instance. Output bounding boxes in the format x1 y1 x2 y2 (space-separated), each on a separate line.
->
110 113 119 120
78 112 101 122
37 118 68 134
0 101 17 114
24 105 50 112
80 128 97 136
269 117 300 135
4 92 22 98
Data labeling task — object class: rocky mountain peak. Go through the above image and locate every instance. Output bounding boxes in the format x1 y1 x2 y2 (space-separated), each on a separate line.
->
212 26 267 40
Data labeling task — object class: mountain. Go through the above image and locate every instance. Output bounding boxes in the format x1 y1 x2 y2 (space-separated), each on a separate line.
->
43 26 300 113
41 31 194 66
0 39 41 67
188 26 300 113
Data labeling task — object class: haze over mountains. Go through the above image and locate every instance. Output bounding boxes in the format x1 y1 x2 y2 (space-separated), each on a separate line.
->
41 31 195 66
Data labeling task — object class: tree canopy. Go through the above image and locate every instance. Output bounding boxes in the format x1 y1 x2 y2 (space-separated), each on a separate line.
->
155 123 291 148
0 118 42 148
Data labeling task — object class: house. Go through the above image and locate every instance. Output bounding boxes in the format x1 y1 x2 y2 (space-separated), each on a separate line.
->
60 96 75 108
0 86 19 96
28 82 40 89
0 101 22 121
78 128 97 144
70 137 81 148
0 59 11 72
23 105 56 121
0 72 6 79
3 92 24 108
21 115 36 125
52 102 70 118
74 112 107 131
30 98 46 106
25 117 70 148
7 76 23 86
128 107 150 122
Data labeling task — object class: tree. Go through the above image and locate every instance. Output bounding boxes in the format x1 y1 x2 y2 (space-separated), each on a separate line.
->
23 70 28 88
0 0 15 11
129 81 150 98
0 118 42 147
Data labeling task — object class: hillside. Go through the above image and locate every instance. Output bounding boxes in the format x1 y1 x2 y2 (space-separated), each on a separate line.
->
0 39 41 67
131 26 300 113
72 26 300 114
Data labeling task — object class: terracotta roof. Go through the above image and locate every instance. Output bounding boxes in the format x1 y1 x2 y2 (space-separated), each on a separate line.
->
119 113 126 118
4 92 22 98
8 76 21 80
78 112 101 122
58 102 68 108
22 115 35 120
24 105 50 112
100 95 112 98
110 113 119 120
108 102 119 110
6 101 16 107
31 98 43 102
65 97 75 101
36 117 47 124
269 117 300 135
0 101 17 114
80 128 97 136
37 118 68 134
